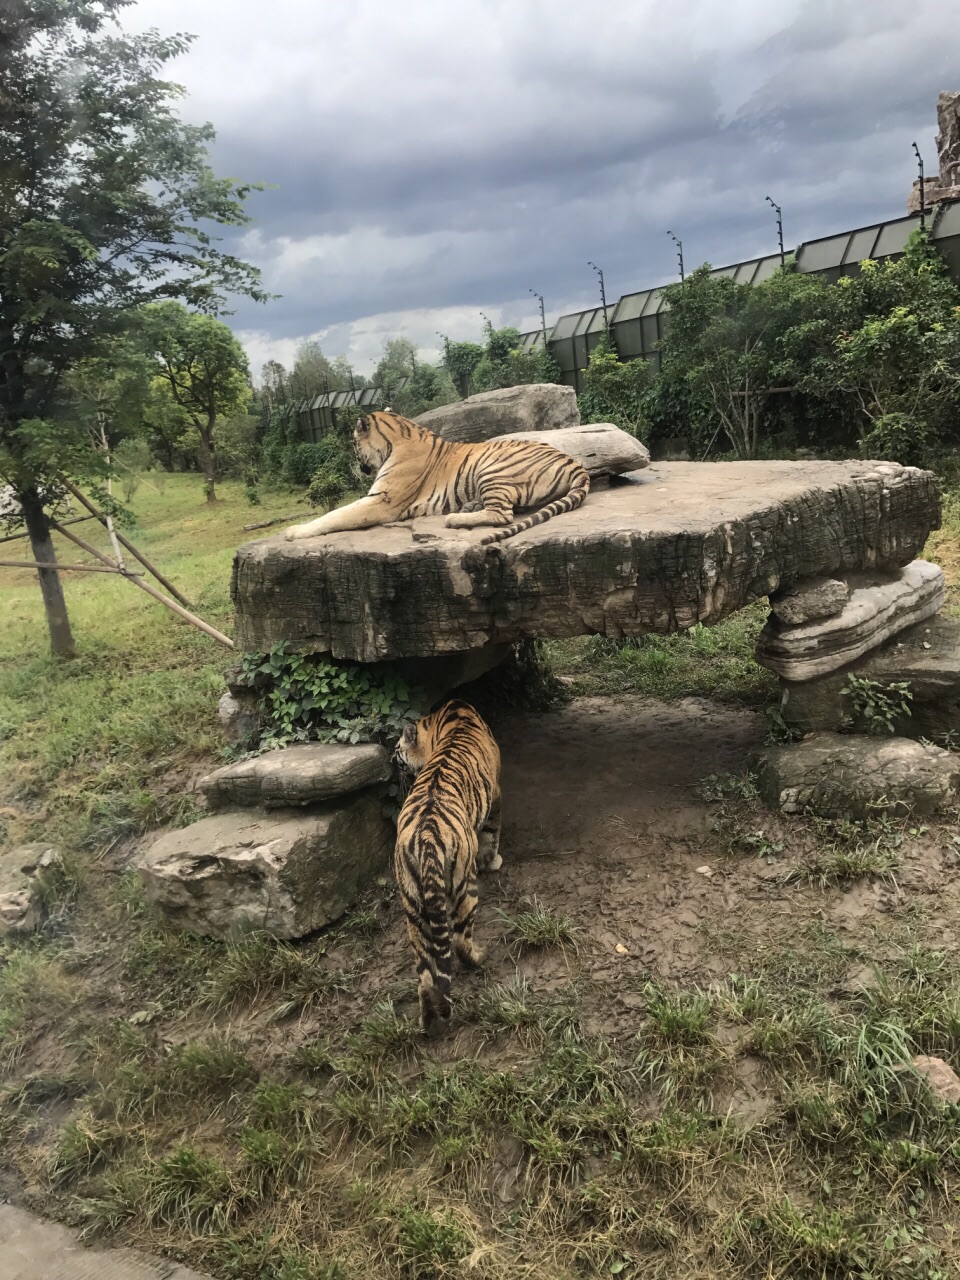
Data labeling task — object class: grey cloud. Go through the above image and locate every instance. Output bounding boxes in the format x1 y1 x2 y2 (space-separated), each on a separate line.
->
128 0 959 363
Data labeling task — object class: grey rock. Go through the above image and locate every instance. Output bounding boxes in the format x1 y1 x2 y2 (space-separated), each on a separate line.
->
138 794 392 939
199 742 392 809
755 733 960 819
937 90 960 188
495 423 649 477
0 843 62 936
769 576 849 626
909 1054 960 1105
218 691 260 745
756 560 944 681
232 459 940 663
415 383 580 443
779 614 960 739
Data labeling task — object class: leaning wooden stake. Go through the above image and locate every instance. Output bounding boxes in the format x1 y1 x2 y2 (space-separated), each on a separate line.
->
49 519 235 650
57 476 193 608
0 559 135 574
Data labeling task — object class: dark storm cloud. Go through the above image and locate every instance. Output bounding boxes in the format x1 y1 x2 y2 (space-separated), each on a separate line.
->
129 0 959 371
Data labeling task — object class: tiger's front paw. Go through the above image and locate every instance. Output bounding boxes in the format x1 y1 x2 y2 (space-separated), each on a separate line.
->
284 523 326 541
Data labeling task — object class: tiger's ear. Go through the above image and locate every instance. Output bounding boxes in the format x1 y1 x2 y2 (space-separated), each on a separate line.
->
357 416 370 434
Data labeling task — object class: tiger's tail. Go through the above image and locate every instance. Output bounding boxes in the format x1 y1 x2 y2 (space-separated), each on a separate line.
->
479 471 590 545
398 832 453 1035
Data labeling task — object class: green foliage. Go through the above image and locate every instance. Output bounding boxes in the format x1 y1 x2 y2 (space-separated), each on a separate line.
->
843 675 914 735
239 645 420 748
659 264 835 458
0 1 264 486
305 434 356 509
442 339 485 397
578 334 654 437
140 303 252 502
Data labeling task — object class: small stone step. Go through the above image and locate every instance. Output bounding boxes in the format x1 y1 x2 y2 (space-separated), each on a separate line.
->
754 732 960 819
138 794 392 939
756 560 944 681
199 741 392 809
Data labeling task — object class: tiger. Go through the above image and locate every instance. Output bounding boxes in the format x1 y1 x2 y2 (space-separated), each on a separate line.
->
393 698 502 1034
284 410 589 545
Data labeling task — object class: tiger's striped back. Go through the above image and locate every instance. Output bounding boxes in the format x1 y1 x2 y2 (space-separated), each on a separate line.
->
394 699 502 1034
354 412 590 542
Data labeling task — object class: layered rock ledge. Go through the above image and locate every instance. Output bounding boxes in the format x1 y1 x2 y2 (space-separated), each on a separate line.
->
232 460 940 663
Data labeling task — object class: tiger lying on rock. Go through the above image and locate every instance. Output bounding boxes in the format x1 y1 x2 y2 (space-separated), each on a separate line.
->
284 410 589 545
393 698 502 1034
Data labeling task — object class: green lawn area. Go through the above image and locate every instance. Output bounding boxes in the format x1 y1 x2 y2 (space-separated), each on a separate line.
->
0 476 307 852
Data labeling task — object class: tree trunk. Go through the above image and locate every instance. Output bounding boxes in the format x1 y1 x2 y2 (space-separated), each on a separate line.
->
20 488 76 658
197 418 217 503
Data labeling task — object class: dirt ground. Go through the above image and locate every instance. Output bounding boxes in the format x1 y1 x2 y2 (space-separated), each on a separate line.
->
262 693 956 1063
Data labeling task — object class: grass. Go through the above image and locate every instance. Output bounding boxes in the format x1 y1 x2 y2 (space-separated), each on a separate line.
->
0 476 304 852
3 477 960 1276
497 896 579 951
545 604 778 705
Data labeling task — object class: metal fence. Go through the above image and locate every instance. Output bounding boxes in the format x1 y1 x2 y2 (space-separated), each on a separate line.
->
523 203 960 391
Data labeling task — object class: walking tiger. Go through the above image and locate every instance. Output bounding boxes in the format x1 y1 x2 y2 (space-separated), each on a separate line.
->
393 699 502 1034
284 410 589 545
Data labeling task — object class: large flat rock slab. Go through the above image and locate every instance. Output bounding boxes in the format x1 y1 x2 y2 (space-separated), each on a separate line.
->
231 460 940 662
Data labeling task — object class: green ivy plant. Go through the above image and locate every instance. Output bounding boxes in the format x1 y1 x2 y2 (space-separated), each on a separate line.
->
842 675 913 736
238 645 421 750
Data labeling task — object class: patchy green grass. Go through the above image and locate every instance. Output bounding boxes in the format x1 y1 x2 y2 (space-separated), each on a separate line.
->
545 603 777 705
0 476 307 851
2 478 960 1277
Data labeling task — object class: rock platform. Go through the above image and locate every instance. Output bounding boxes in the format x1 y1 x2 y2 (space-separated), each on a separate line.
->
232 459 940 662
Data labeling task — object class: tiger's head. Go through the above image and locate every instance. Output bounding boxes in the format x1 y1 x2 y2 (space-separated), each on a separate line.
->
354 411 416 478
394 709 438 775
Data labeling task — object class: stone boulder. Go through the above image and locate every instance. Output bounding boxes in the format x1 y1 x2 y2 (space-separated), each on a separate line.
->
199 742 392 809
756 560 944 681
415 383 580 443
0 844 62 936
779 614 960 739
138 794 392 939
754 733 960 819
496 423 649 479
218 691 261 746
769 576 849 626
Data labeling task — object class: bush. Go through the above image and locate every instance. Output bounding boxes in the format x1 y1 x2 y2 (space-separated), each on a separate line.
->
282 442 333 488
578 336 653 438
859 412 935 468
238 645 420 749
305 434 356 509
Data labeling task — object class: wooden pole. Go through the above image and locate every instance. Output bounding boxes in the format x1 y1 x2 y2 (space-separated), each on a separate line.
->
49 519 235 650
56 477 193 608
0 559 134 574
0 514 98 547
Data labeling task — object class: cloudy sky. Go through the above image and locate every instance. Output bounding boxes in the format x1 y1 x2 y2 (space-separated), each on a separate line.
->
127 0 958 378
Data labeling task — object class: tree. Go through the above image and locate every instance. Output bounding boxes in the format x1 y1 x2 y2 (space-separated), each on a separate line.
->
472 324 562 394
142 303 251 502
658 264 834 458
816 232 960 462
288 341 333 401
0 0 265 654
442 340 485 398
578 335 654 437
